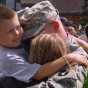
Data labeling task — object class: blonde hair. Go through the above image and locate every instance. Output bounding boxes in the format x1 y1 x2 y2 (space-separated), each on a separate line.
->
29 33 68 65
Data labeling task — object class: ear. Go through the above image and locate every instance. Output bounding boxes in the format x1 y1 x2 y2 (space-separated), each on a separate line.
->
51 20 59 30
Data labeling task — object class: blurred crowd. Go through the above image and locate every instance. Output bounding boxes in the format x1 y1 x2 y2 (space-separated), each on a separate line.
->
60 16 88 42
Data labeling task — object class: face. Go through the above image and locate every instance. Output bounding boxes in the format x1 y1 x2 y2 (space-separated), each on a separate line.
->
65 26 77 36
0 15 24 47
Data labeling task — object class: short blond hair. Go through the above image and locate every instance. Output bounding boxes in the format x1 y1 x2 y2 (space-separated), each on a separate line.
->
29 33 68 65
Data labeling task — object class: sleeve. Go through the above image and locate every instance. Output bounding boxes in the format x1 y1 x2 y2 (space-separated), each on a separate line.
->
72 47 88 59
2 54 41 82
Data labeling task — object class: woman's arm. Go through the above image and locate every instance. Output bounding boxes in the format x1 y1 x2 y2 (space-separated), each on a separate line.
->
33 53 88 80
33 56 66 80
66 53 88 67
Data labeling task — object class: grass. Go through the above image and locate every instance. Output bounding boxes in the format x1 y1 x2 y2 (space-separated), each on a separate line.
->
83 76 88 88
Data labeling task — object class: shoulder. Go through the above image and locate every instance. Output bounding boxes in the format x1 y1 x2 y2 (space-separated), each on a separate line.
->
0 47 41 82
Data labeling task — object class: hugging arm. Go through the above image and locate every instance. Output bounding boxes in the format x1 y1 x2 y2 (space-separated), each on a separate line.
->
33 53 88 80
33 56 66 80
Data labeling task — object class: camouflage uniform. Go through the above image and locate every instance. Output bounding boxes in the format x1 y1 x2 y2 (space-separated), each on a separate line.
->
18 1 88 88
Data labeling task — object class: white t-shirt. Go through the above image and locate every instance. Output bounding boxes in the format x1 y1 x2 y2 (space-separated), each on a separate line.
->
0 46 40 82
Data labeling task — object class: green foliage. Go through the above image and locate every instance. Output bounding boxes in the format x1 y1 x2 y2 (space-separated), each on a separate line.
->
83 75 88 88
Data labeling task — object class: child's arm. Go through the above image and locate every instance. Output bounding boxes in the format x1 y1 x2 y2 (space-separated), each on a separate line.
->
33 56 66 80
33 53 88 80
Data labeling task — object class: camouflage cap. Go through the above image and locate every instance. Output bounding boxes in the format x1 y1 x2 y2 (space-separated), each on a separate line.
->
18 1 59 39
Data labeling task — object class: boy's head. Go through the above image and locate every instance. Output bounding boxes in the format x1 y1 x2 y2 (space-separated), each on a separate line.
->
29 33 68 65
0 5 24 47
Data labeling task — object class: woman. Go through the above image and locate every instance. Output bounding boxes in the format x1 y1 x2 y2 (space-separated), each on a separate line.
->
29 33 88 67
28 33 88 88
29 33 68 65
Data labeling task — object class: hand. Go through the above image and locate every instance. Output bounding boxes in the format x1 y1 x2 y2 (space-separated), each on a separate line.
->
64 53 88 67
